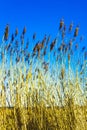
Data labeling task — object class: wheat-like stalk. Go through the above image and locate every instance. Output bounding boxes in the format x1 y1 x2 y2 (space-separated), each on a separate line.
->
0 20 87 130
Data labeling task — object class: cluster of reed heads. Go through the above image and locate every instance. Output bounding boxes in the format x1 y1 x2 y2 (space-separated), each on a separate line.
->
0 19 87 130
0 19 87 106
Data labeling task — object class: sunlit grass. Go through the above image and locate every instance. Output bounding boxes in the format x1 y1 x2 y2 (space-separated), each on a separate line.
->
0 20 87 130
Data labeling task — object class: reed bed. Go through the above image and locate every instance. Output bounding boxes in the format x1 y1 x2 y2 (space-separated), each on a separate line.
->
0 19 87 130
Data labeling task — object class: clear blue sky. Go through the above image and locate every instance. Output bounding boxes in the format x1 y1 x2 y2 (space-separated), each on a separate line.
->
0 0 87 45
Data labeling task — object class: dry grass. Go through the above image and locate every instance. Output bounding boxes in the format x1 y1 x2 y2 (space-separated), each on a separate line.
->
0 20 87 129
0 103 87 130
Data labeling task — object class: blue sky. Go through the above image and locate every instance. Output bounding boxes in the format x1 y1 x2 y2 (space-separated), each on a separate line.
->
0 0 87 45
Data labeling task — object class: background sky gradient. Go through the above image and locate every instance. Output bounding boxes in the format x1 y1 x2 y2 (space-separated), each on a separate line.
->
0 0 87 46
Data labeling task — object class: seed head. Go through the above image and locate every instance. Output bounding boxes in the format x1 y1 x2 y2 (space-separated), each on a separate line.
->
15 28 18 36
46 35 51 45
22 26 26 35
33 33 36 40
4 24 9 41
69 22 73 32
59 19 64 30
11 34 14 42
68 54 70 61
61 68 65 79
74 26 79 37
